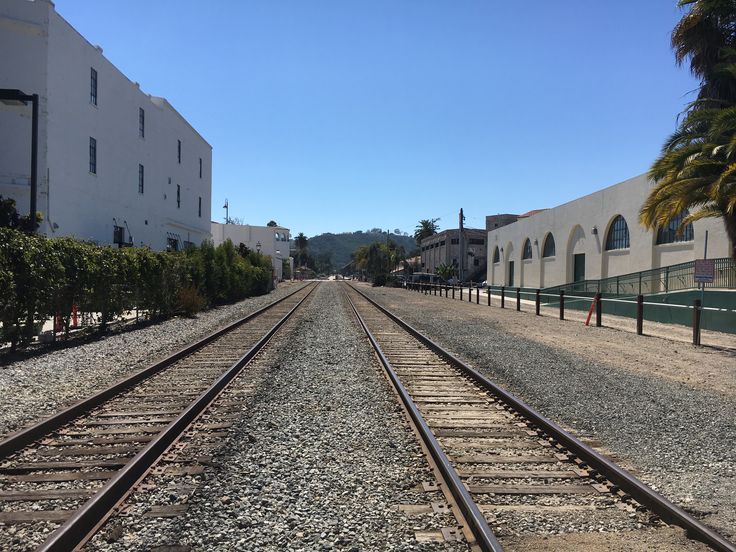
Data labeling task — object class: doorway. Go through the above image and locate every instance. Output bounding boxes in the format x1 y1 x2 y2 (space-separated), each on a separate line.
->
573 253 585 282
508 261 515 287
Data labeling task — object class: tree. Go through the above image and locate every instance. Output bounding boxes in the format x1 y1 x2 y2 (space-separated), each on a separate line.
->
435 263 455 282
294 232 309 267
267 220 278 227
641 0 736 259
414 218 440 246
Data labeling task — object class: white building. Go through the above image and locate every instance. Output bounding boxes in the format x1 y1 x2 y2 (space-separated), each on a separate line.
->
487 174 732 288
0 0 212 250
211 222 293 281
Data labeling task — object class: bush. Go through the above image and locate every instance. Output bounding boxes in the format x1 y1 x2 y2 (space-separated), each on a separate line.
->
178 285 206 316
0 230 275 349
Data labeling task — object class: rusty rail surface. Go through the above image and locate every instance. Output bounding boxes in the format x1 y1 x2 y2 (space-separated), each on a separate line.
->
345 291 503 552
0 283 312 460
36 282 318 551
348 283 736 552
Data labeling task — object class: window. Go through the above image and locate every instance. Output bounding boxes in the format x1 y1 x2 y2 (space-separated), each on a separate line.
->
90 68 97 105
440 240 446 246
167 237 179 251
113 225 125 244
656 211 694 244
605 215 630 250
473 258 479 266
198 196 202 218
139 108 145 138
177 139 181 163
89 137 97 174
522 238 532 259
199 157 202 178
451 238 459 245
493 247 500 263
138 164 144 194
176 184 181 208
542 234 556 257
468 238 485 245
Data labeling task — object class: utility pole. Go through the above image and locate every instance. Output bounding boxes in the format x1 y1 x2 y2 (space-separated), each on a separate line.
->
458 208 465 282
223 199 229 224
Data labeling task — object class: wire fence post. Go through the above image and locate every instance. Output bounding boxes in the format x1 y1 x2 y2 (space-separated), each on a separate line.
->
516 288 521 311
452 285 455 299
501 286 505 308
476 287 479 304
488 287 491 306
535 289 540 316
468 284 472 303
460 287 463 301
559 290 565 320
595 292 602 327
636 294 644 335
693 299 702 346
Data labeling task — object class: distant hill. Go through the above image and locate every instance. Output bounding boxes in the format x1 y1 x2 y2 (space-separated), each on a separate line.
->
307 230 419 269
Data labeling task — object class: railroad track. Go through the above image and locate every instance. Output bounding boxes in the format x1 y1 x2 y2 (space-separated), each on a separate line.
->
344 282 736 552
0 282 317 551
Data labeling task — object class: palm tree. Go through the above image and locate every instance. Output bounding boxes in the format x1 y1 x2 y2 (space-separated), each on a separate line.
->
414 218 440 246
294 232 309 267
641 0 736 259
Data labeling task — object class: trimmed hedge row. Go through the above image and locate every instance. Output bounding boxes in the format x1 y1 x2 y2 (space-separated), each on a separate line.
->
0 228 273 350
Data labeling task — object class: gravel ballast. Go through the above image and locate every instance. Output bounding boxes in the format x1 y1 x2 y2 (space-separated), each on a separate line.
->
0 283 306 438
358 284 736 542
88 282 464 551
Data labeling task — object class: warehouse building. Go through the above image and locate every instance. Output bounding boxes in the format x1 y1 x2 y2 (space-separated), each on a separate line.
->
487 174 732 288
0 0 212 250
420 228 488 282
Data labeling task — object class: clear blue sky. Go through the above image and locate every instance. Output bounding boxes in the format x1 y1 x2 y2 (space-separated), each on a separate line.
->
54 0 699 237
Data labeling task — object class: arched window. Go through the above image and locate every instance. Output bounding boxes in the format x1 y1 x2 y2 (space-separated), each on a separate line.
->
542 233 556 257
492 247 500 263
605 215 630 250
656 210 694 244
522 238 532 260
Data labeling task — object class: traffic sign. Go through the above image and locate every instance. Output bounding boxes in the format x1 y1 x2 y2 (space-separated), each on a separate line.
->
694 259 715 283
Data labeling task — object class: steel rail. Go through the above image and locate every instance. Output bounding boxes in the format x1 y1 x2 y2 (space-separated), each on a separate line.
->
0 283 312 460
37 282 318 551
349 283 736 552
345 291 504 552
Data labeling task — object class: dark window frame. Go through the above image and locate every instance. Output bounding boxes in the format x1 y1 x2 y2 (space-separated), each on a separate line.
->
113 225 124 244
177 139 181 164
522 238 532 260
198 196 202 218
138 164 144 194
90 67 98 105
656 211 694 244
605 215 630 250
492 247 500 263
176 184 181 208
89 137 97 174
542 234 556 257
199 157 202 178
139 107 145 138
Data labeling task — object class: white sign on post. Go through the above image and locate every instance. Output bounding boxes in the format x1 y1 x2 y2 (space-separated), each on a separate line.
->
694 259 715 284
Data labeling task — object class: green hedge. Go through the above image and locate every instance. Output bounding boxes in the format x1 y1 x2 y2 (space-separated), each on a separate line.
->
0 228 273 350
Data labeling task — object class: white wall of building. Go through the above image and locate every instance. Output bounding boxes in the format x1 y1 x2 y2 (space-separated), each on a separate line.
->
211 222 292 281
487 174 732 288
0 0 212 250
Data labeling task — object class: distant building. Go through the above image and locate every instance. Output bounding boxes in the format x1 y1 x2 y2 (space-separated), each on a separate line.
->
486 174 732 288
0 0 212 250
420 228 487 281
211 222 293 281
485 214 519 231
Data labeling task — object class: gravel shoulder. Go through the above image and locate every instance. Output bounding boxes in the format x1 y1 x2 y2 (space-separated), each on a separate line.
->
358 283 736 543
0 282 306 439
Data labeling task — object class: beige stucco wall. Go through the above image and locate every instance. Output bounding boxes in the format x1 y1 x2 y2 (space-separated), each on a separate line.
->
487 174 732 288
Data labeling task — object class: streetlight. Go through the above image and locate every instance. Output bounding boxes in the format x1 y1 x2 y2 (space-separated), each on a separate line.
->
0 89 39 231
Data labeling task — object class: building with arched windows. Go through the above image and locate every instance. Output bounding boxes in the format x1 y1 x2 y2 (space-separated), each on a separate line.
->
486 174 732 288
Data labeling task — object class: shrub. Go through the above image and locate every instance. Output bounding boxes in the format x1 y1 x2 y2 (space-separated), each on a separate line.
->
178 285 206 316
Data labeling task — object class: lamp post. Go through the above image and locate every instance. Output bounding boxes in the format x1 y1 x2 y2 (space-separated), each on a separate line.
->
0 89 39 231
256 241 261 253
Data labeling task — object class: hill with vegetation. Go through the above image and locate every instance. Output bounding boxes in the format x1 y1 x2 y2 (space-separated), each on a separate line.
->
307 230 418 270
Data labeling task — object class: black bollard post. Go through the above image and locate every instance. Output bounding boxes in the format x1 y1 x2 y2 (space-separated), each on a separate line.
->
535 289 540 316
559 290 565 320
501 286 505 308
516 288 521 311
636 294 643 335
595 292 602 327
692 299 701 346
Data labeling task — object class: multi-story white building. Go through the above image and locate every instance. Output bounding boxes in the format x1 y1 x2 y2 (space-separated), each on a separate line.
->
0 0 212 250
211 222 293 281
486 174 732 288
